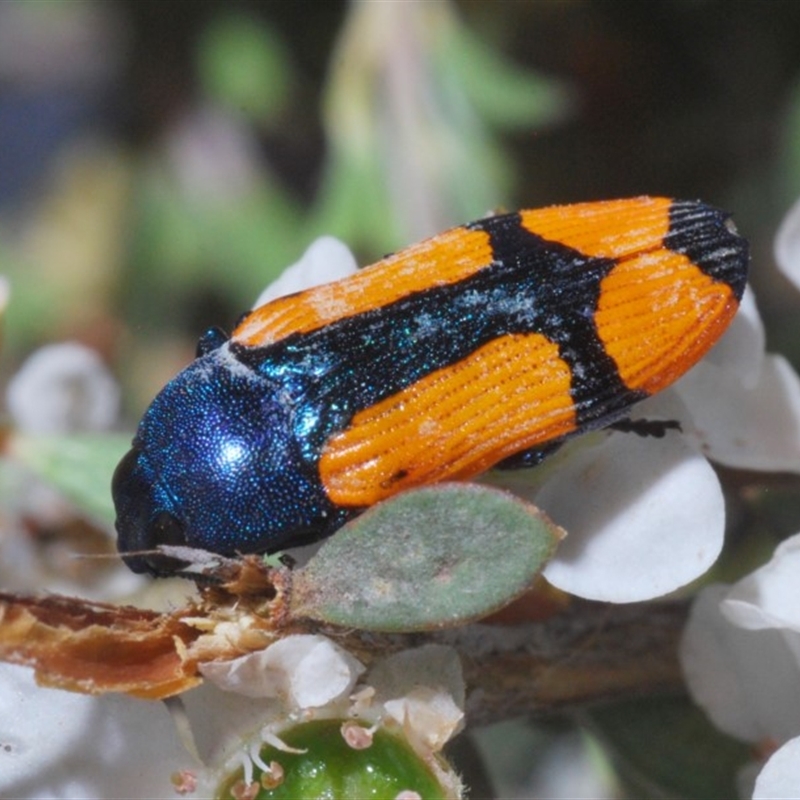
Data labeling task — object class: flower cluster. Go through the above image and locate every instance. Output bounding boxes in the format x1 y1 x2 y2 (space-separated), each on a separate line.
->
677 198 800 798
1 640 464 799
681 535 800 797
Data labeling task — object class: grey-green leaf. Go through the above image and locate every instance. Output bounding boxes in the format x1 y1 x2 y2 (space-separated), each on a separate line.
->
10 432 131 527
291 482 564 632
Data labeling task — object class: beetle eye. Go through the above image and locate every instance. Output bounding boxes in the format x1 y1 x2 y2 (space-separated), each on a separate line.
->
195 326 228 357
129 511 190 577
149 511 187 548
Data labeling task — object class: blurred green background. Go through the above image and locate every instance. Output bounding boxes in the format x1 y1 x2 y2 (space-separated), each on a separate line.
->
2 0 799 420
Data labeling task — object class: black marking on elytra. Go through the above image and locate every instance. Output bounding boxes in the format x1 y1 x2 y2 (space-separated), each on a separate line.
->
232 210 648 461
609 417 682 438
495 438 566 470
382 468 410 488
472 213 645 430
664 200 749 301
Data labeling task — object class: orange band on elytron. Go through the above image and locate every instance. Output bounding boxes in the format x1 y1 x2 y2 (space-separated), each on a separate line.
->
319 332 576 507
234 226 494 347
520 197 672 260
594 250 738 395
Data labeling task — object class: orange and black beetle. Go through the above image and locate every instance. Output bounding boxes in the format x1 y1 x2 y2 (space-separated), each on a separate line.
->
113 197 748 576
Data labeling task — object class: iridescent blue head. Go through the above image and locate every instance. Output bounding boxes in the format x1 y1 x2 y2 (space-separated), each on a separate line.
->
112 341 336 576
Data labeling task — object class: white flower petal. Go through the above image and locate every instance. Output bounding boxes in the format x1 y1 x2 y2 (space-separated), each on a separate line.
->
537 430 724 602
252 236 358 307
774 196 800 292
693 289 764 387
6 342 120 434
677 352 800 473
200 634 364 706
722 533 800 632
0 664 191 799
178 683 282 769
367 645 465 711
672 288 800 473
383 687 464 753
0 663 93 795
366 646 465 753
681 586 800 744
290 638 364 708
753 737 800 799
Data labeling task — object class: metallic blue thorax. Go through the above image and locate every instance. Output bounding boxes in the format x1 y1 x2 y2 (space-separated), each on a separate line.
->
112 343 340 573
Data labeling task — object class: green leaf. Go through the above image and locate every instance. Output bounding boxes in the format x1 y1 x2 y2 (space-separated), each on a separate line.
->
129 168 302 321
197 13 291 122
588 696 752 799
10 432 131 527
305 147 402 256
291 483 563 632
442 17 572 129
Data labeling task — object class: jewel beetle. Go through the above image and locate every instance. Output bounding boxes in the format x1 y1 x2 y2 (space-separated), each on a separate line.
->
113 197 749 576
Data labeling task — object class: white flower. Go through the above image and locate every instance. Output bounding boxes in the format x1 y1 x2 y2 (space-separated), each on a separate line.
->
531 286 800 602
6 342 120 435
200 634 365 705
673 289 800 473
0 663 193 800
492 411 726 602
752 737 800 799
681 533 800 796
251 236 359 308
1 340 137 599
195 641 465 796
367 644 465 753
2 637 465 799
774 196 800 292
198 638 463 790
